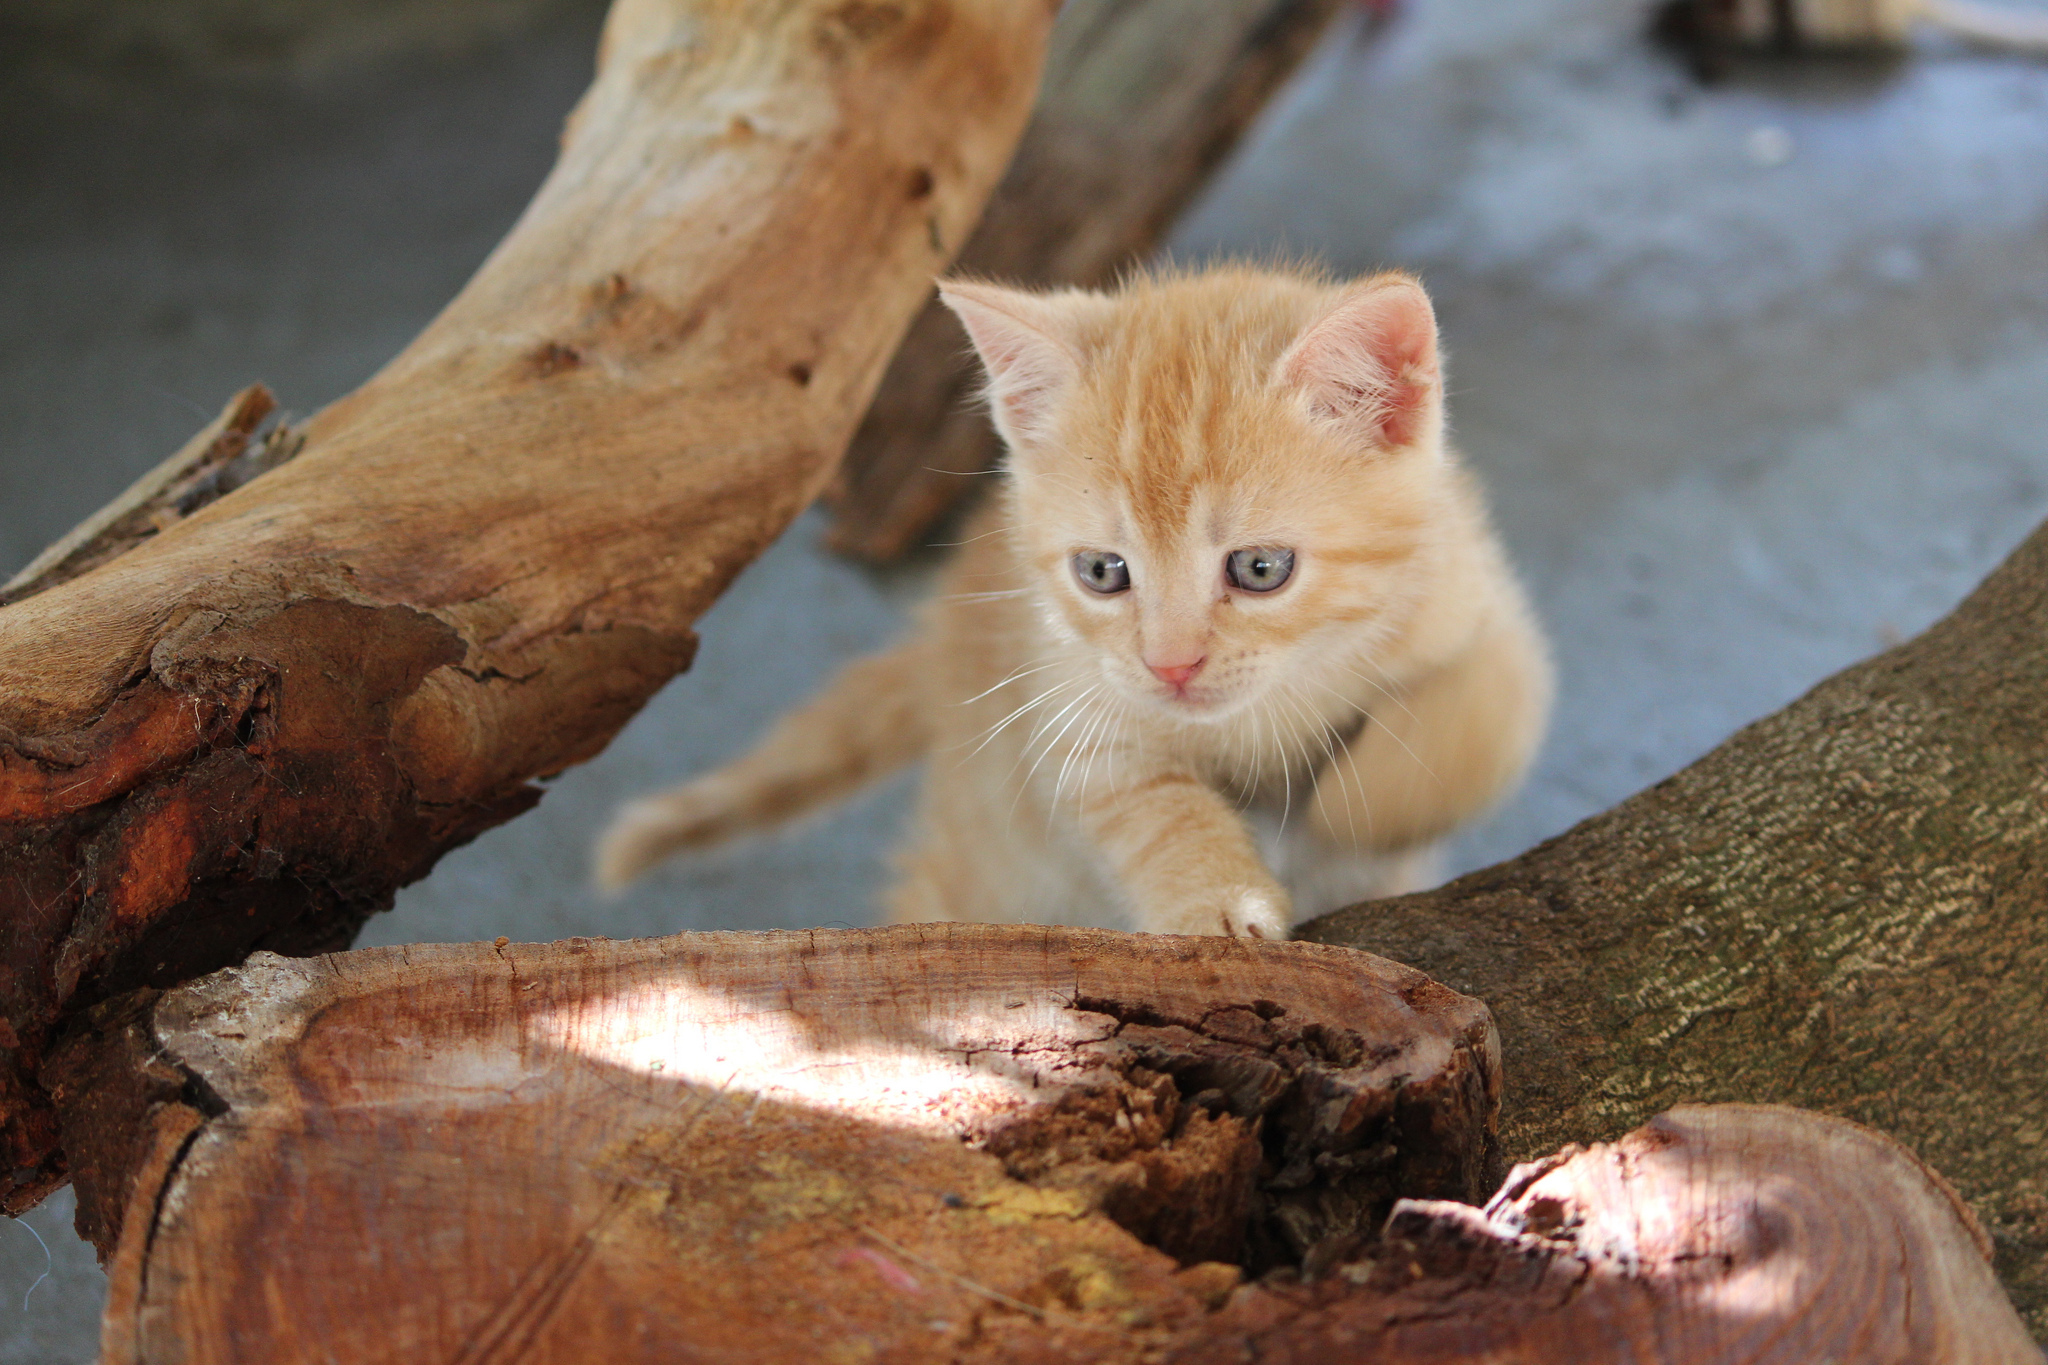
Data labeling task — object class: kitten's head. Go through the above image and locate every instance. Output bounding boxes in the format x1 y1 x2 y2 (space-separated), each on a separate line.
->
939 266 1450 722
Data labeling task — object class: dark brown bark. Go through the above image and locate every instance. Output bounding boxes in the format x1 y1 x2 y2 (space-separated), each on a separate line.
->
823 0 1349 562
1303 519 2048 1335
65 927 2032 1362
0 0 1059 1214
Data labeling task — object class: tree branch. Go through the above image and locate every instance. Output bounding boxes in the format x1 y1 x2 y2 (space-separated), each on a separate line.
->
0 0 1058 1213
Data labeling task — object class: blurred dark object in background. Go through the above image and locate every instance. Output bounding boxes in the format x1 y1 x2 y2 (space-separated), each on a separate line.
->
1657 0 2048 80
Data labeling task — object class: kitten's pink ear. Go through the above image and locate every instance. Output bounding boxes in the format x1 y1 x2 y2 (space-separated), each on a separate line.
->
1274 279 1441 451
937 280 1083 449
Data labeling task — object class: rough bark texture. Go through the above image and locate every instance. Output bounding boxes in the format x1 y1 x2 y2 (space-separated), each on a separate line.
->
1303 519 2048 1335
66 929 2031 1362
822 0 1348 562
67 924 1501 1362
0 0 1058 1213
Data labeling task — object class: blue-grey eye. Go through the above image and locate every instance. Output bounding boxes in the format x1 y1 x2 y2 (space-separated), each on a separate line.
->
1072 550 1130 594
1226 547 1295 593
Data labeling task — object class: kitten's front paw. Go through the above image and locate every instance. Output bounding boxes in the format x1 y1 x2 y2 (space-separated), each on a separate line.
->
1145 883 1293 940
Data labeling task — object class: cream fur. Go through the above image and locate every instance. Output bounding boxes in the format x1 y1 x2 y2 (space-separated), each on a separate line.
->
597 265 1552 938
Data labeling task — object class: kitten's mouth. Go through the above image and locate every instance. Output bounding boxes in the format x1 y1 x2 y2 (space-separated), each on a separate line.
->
1154 683 1233 717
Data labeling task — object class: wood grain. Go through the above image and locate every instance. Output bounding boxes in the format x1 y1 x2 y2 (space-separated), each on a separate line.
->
73 926 2031 1361
75 924 1501 1363
1185 1105 2041 1363
0 0 1058 1211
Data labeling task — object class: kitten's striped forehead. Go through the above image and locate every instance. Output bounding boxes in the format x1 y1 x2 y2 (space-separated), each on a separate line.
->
1071 275 1329 543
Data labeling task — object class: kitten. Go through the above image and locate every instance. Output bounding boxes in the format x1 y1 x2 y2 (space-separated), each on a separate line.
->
597 265 1551 938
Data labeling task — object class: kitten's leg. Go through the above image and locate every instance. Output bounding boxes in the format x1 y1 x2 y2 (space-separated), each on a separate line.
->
595 638 930 888
1312 606 1551 855
1077 774 1292 938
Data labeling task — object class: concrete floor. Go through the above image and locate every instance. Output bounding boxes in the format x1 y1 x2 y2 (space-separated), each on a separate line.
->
6 0 2048 1354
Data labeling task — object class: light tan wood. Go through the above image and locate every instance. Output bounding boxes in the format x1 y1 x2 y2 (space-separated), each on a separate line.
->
72 924 1502 1363
0 0 1058 1212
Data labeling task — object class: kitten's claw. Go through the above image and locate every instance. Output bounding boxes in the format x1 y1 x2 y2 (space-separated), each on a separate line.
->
1149 884 1292 940
1222 888 1291 941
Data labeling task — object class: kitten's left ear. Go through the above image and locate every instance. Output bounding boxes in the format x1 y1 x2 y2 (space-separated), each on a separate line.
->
1274 277 1441 451
937 280 1085 450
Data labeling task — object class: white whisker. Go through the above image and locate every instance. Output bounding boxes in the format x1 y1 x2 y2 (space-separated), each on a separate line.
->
1333 662 1422 730
953 658 1063 706
1308 676 1439 788
952 677 1079 761
1013 685 1103 819
1054 702 1115 815
1284 682 1362 849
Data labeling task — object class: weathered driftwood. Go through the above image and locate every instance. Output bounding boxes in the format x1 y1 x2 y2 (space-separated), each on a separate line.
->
56 928 2032 1362
822 0 1348 562
1304 518 2048 1335
58 924 1501 1362
0 0 1059 1213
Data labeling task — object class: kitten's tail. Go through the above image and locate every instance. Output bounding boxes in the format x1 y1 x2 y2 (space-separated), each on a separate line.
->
594 637 930 890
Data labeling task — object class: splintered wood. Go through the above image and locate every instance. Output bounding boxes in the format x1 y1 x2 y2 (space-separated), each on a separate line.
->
64 925 2031 1363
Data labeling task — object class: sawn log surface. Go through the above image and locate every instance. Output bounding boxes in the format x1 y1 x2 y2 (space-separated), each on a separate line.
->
74 924 1500 1363
68 926 2034 1363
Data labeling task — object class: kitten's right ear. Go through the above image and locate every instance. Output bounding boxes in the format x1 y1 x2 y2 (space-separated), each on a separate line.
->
937 280 1082 449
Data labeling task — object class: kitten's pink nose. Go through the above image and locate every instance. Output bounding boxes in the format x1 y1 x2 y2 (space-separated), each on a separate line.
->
1148 658 1205 689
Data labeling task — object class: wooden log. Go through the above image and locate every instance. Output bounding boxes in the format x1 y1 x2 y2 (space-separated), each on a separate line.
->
821 0 1348 563
1301 517 2048 1333
59 928 2030 1361
0 0 1057 1213
1185 1105 2041 1363
57 924 1502 1362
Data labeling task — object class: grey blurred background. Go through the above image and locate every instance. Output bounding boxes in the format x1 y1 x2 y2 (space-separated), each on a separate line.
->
6 0 2048 1354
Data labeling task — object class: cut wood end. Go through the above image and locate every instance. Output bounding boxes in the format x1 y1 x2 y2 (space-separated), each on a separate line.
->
1260 1103 2041 1363
80 924 1502 1363
69 928 2037 1361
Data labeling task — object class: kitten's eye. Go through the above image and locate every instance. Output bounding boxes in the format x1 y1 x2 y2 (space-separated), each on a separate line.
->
1071 550 1130 595
1225 547 1295 593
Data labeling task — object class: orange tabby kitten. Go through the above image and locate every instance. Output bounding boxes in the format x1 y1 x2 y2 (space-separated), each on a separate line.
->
597 265 1551 938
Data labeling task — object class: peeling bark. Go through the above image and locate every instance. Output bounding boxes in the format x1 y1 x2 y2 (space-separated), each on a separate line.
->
0 0 1058 1211
1303 519 2048 1334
